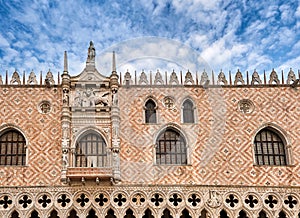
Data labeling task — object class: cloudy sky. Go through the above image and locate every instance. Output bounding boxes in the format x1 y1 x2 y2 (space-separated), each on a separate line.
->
0 0 300 79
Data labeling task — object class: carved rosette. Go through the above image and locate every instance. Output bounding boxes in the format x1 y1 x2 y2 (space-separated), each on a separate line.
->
163 96 175 109
238 99 254 114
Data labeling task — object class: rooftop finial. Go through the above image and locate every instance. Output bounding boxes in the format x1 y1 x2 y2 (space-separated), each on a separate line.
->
64 51 68 73
87 41 95 63
112 51 116 73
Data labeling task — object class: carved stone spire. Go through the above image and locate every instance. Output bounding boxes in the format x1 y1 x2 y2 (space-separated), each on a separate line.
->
112 51 116 73
110 51 119 93
63 51 68 73
86 41 96 70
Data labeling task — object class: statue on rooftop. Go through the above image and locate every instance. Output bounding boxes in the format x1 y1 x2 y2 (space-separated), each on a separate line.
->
87 41 95 62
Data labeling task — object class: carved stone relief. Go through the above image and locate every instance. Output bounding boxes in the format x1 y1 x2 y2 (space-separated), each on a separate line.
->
38 101 51 114
72 88 110 107
163 96 175 109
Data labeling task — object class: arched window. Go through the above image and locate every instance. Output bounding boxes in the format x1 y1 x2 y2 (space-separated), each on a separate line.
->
182 99 195 123
156 128 187 165
0 129 26 166
145 99 157 123
254 127 287 166
75 131 107 167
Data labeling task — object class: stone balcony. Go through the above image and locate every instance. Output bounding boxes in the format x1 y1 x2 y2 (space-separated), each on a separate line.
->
66 167 113 180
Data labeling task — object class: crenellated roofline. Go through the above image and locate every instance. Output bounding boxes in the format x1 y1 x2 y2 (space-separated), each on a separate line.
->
120 68 300 87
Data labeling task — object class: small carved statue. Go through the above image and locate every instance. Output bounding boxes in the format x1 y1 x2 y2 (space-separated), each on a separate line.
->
62 148 68 169
207 191 222 208
87 41 95 61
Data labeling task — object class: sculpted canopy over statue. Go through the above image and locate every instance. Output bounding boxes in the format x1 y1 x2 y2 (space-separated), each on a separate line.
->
87 41 96 62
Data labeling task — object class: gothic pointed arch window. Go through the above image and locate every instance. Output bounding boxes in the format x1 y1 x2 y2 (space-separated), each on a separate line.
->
75 131 107 167
0 129 26 166
182 99 195 123
156 128 187 165
254 127 287 166
145 99 157 123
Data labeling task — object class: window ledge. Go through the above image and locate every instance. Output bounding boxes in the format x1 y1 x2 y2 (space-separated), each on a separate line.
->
253 164 295 168
153 164 192 167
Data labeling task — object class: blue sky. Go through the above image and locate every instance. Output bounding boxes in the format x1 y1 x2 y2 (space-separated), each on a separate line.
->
0 0 300 78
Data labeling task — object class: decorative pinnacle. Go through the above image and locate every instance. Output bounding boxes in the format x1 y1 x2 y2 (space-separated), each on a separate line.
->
64 51 68 73
112 51 116 72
